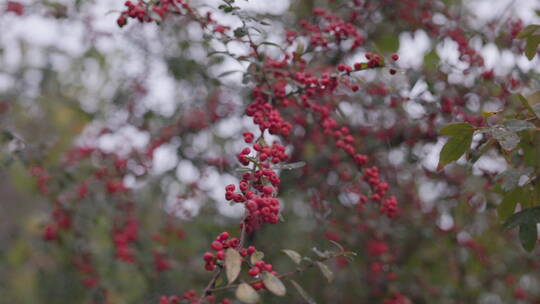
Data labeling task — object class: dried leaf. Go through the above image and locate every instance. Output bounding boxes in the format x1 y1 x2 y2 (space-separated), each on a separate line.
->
312 247 330 258
316 261 334 283
235 283 260 304
328 240 344 252
250 251 264 265
281 249 302 265
225 248 242 284
261 272 286 296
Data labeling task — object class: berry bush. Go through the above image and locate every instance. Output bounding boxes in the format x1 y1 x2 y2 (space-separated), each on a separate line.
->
1 0 540 303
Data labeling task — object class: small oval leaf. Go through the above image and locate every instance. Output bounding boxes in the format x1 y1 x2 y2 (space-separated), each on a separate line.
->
316 261 334 283
281 249 302 265
250 251 264 265
236 283 260 304
437 135 472 170
491 126 520 151
225 248 242 284
439 122 474 136
261 272 286 296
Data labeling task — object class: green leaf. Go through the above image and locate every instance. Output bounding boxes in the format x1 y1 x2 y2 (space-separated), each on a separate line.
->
470 138 495 164
528 91 540 105
234 27 248 38
519 222 537 252
261 272 286 296
316 261 334 283
375 34 399 53
225 248 242 284
516 94 536 116
439 122 474 136
503 206 540 230
290 280 317 304
520 133 536 167
438 136 473 169
525 35 540 60
423 49 440 69
250 251 264 265
236 283 260 304
281 249 302 265
517 25 540 38
217 70 242 78
438 123 475 169
498 187 530 221
258 41 283 49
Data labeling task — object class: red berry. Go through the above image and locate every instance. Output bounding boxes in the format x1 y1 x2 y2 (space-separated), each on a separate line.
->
203 252 214 261
218 231 230 241
211 241 223 251
248 266 260 276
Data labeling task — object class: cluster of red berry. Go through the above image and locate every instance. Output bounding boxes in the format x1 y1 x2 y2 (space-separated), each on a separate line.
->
299 8 365 51
117 0 190 27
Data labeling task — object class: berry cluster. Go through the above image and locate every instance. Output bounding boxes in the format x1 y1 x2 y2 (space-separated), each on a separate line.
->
73 255 99 287
203 232 239 271
117 0 188 27
29 166 51 195
298 8 365 51
225 134 288 232
202 232 277 293
160 292 231 304
112 217 139 263
42 208 71 241
247 88 292 137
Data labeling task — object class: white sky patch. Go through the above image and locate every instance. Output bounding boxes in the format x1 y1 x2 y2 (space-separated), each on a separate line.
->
176 159 201 184
397 30 431 69
215 116 243 138
437 212 454 231
97 125 150 155
421 139 445 172
473 150 507 175
142 60 177 116
403 100 426 119
152 144 179 175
